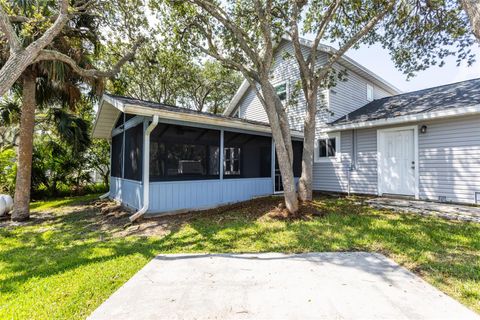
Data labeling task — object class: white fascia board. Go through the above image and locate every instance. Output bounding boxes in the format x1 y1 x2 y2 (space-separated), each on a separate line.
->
91 95 126 139
223 79 250 116
324 105 480 132
123 104 304 139
91 97 105 138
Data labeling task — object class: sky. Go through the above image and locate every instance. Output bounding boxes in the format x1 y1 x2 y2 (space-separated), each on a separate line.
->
342 42 480 93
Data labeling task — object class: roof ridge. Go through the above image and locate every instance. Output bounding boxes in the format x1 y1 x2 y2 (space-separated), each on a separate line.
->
104 92 181 110
377 77 480 100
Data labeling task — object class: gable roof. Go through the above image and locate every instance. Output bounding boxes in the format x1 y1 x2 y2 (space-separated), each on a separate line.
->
92 93 303 139
328 78 480 131
223 38 402 116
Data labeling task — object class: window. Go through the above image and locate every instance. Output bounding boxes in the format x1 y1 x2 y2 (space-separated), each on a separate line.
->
224 147 241 175
275 83 287 102
149 123 220 181
315 133 340 162
367 84 374 101
223 131 271 178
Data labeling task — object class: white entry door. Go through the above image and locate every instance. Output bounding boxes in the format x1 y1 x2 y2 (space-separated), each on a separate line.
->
378 128 416 196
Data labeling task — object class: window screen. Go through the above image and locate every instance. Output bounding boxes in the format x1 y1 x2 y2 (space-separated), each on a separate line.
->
150 123 220 181
124 123 143 181
114 113 124 129
111 132 123 177
224 131 271 178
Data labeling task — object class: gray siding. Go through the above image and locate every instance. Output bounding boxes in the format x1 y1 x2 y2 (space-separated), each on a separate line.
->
238 40 331 131
328 63 391 122
418 115 480 204
313 115 480 204
236 40 393 131
313 128 378 195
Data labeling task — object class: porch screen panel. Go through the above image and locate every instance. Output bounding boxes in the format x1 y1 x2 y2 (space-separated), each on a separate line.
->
292 140 303 177
114 113 124 129
150 123 220 181
223 131 271 178
111 132 123 178
124 123 143 181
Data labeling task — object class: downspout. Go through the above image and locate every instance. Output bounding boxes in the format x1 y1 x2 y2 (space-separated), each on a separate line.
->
348 128 357 196
129 115 159 222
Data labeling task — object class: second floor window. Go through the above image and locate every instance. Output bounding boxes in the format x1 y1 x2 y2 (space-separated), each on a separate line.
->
367 84 374 101
275 83 287 102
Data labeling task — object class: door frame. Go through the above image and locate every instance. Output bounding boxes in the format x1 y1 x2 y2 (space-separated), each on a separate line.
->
377 125 419 199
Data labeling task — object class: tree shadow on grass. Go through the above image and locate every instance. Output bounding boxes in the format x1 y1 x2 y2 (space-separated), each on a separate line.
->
1 194 479 313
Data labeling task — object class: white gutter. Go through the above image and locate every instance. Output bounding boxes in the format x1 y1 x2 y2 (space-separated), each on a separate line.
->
324 105 480 132
120 103 304 139
129 115 159 222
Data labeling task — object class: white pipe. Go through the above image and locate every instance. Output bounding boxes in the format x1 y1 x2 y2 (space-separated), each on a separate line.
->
130 115 159 222
99 192 110 199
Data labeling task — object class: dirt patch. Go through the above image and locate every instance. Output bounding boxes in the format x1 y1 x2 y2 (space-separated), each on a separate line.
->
265 201 326 221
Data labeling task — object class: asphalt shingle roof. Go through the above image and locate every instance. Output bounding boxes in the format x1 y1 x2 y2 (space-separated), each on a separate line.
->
104 93 274 128
331 78 480 126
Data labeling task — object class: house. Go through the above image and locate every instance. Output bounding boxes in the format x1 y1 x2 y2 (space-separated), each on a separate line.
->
92 38 480 217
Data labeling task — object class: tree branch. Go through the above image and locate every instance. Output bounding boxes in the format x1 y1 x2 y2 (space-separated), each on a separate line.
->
461 0 480 41
317 0 395 80
189 0 260 63
307 0 342 67
35 37 145 79
0 4 22 52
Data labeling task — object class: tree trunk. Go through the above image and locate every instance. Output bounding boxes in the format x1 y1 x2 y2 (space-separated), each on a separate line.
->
461 0 480 41
298 88 318 202
259 79 299 214
11 68 37 221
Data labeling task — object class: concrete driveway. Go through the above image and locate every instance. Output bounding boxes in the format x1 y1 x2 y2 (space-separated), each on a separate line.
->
88 252 479 320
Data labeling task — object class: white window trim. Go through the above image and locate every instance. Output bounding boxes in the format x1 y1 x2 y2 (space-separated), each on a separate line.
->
367 84 374 102
314 132 341 163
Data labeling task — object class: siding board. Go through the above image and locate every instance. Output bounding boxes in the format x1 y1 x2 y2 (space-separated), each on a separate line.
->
418 115 480 204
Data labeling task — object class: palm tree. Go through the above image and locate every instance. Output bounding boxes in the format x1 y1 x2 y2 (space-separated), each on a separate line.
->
2 0 103 221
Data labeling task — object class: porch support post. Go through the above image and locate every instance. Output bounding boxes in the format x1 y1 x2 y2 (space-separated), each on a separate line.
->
220 129 224 180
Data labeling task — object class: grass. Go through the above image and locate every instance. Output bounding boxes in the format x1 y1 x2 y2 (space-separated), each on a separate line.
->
0 194 479 319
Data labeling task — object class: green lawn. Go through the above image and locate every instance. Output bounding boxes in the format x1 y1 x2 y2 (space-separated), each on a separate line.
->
0 194 479 319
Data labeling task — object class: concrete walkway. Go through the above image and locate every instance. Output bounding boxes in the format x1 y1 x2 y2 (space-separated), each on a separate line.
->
88 252 479 320
367 198 480 223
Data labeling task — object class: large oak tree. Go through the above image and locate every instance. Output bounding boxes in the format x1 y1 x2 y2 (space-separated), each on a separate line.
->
1 0 144 221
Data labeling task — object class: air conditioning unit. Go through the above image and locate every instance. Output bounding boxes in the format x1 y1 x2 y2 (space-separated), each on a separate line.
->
475 192 480 204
